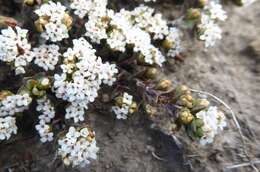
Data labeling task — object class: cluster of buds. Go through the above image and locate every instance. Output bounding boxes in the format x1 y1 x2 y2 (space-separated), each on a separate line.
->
24 75 51 98
185 0 227 48
143 80 226 145
172 85 209 124
172 85 227 144
112 93 138 119
156 79 172 91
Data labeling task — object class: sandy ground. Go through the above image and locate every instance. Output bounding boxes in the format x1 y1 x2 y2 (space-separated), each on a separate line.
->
0 1 260 172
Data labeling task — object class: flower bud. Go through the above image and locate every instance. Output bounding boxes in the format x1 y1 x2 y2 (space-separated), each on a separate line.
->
192 99 209 113
145 104 157 117
115 96 123 107
186 8 201 20
175 85 191 96
156 79 172 91
35 17 49 32
179 110 194 124
145 67 157 79
0 90 13 101
26 79 38 91
137 54 146 64
129 102 138 114
87 135 94 142
179 94 193 108
194 118 204 127
195 127 204 138
62 13 73 30
162 39 174 50
63 157 71 166
233 0 243 6
37 77 50 90
24 0 35 6
198 0 208 7
32 86 45 97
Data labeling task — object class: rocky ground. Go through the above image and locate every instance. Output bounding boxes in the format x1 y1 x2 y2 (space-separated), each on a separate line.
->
0 1 260 172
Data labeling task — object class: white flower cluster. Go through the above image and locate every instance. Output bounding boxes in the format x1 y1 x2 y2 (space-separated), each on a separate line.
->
166 27 184 57
112 92 133 120
35 2 70 42
70 0 107 19
33 44 60 71
35 96 55 143
0 93 31 141
0 93 32 117
80 1 183 65
198 1 227 48
58 126 99 167
0 116 17 140
0 27 34 75
53 37 118 123
196 106 227 145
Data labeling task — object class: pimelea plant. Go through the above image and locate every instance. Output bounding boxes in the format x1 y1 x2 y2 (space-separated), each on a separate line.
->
0 0 257 168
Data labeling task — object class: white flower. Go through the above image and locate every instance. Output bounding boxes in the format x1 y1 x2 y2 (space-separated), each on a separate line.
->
35 2 66 22
35 97 55 143
0 93 32 117
40 132 54 143
126 27 166 66
33 44 60 71
216 111 227 130
70 0 108 18
65 103 85 123
58 126 99 167
41 78 50 86
53 38 118 121
132 5 168 39
36 97 55 123
41 22 69 42
122 92 133 105
35 120 49 134
166 27 184 57
107 29 126 52
35 2 70 42
100 63 118 86
198 14 222 48
0 116 17 140
112 92 134 120
83 6 169 66
112 105 129 119
35 119 54 143
196 106 227 145
0 26 34 75
85 16 109 44
205 1 227 21
80 128 89 137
